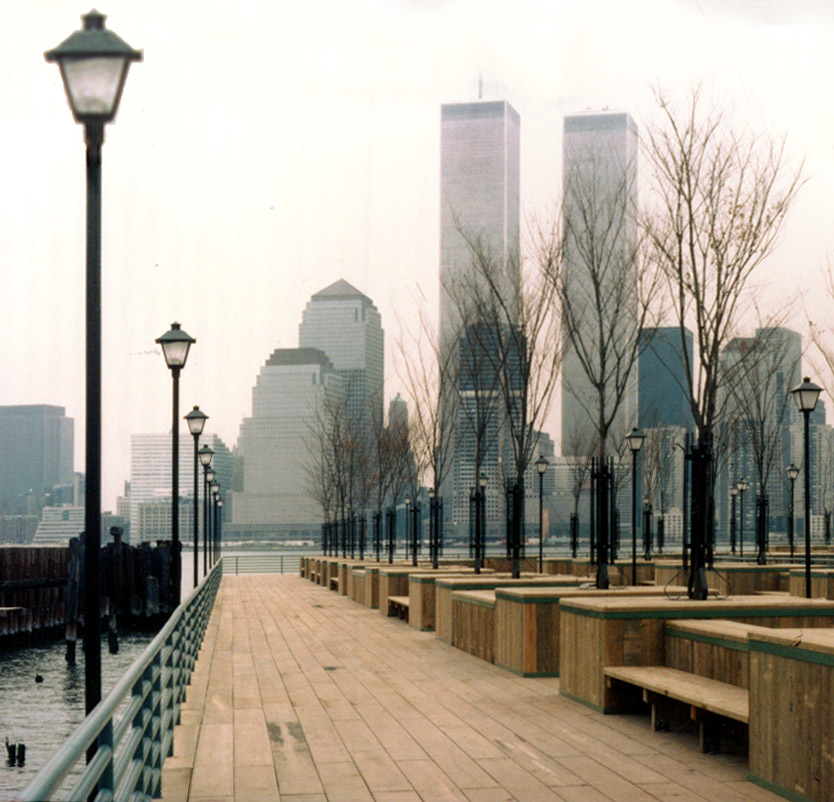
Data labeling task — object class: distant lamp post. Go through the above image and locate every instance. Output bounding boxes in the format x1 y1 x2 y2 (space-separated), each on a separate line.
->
45 9 141 723
216 498 224 563
535 456 549 573
210 481 220 566
477 474 488 574
792 377 822 597
199 448 214 573
737 479 749 558
428 488 437 570
730 484 739 555
787 463 800 560
185 406 208 587
157 322 196 607
625 428 645 585
205 466 216 566
404 498 413 565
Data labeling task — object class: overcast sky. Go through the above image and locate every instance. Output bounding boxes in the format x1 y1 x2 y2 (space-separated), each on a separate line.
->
4 0 833 510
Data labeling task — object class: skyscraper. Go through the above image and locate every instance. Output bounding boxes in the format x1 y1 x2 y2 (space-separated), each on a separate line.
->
129 432 232 543
299 279 384 427
560 111 639 456
438 99 521 533
232 348 342 538
439 100 520 346
0 405 74 511
638 327 694 430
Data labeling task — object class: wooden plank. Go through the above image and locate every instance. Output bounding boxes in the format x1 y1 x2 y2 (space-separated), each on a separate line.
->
603 665 749 722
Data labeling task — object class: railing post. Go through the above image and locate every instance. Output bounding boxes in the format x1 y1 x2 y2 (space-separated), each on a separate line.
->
151 645 163 797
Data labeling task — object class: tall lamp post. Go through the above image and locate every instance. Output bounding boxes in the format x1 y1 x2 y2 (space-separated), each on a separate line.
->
535 456 548 573
792 377 822 598
787 463 800 560
738 479 748 559
477 474 487 573
46 10 141 724
204 466 215 568
625 428 645 586
198 446 214 572
216 498 224 564
211 481 220 566
185 406 208 587
730 484 738 555
157 322 196 607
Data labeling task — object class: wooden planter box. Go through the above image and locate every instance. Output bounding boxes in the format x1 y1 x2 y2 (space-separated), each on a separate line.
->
559 594 834 713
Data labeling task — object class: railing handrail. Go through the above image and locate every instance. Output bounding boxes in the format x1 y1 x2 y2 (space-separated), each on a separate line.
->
16 561 223 802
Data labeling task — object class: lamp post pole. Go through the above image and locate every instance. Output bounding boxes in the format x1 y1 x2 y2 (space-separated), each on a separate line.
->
211 481 220 565
792 378 822 597
204 466 215 570
738 479 748 559
46 11 141 727
626 429 645 586
185 407 208 587
199 447 214 573
217 498 224 564
787 464 800 560
536 457 548 573
156 322 196 607
730 485 738 555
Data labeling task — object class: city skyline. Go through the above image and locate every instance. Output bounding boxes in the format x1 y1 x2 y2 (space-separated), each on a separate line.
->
4 0 833 510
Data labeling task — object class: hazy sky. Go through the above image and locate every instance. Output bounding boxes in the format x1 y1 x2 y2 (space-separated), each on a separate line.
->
5 0 834 510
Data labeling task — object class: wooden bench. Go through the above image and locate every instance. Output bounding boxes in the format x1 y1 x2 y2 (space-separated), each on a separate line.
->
387 595 410 620
328 576 339 591
604 665 748 752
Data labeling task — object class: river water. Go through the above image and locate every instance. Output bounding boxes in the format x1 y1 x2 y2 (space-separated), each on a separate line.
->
0 547 319 798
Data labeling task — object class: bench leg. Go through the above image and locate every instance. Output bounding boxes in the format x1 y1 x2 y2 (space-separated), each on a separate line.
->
645 691 689 733
691 708 723 754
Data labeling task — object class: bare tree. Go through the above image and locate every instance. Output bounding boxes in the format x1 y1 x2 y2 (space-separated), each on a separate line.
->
722 326 800 562
644 85 804 596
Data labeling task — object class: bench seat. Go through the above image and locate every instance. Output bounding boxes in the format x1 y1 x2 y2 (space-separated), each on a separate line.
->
605 665 748 722
387 596 410 620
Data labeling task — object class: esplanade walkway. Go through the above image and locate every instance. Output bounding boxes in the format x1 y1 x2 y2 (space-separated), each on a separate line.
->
160 574 776 801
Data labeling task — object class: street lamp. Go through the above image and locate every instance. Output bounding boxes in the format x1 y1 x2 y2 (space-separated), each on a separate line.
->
157 322 196 607
404 498 412 565
199 447 214 572
787 463 800 560
792 377 822 597
477 474 488 574
737 479 749 558
730 484 739 555
216 498 224 563
210 480 220 566
625 428 645 585
185 406 208 588
428 488 437 569
46 9 141 722
205 466 216 566
535 456 549 573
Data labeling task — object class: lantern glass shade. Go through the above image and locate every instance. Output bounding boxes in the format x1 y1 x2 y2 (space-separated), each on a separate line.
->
792 377 822 413
405 498 411 506
217 499 224 508
156 322 195 369
731 486 738 496
625 427 645 453
536 455 549 475
211 482 220 496
787 463 800 481
45 11 142 124
185 405 208 436
738 479 749 492
206 469 216 483
199 445 214 467
428 488 435 499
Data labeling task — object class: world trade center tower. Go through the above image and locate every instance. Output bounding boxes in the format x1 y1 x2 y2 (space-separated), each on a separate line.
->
439 100 520 533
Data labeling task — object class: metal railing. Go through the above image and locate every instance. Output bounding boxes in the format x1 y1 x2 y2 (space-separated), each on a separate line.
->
221 553 299 574
17 561 222 802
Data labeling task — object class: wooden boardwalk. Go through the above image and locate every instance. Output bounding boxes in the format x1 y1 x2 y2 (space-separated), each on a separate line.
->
160 575 777 802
